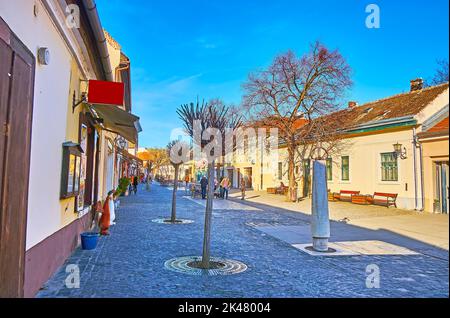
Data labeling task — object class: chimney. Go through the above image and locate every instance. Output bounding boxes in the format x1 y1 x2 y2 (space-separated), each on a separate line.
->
410 78 423 91
348 101 358 108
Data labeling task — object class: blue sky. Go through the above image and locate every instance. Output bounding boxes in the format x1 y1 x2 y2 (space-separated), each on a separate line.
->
96 0 449 148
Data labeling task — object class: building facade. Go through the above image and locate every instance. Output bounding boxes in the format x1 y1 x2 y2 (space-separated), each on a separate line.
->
227 80 449 213
0 0 141 297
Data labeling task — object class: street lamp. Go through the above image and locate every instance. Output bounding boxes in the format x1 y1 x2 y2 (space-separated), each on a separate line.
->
393 142 407 160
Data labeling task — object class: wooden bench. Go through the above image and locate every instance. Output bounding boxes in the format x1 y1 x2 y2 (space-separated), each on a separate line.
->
267 187 277 194
351 194 372 205
333 190 360 202
276 185 289 195
369 192 398 208
328 191 338 201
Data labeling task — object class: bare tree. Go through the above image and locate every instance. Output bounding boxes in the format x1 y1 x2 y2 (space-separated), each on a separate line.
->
177 99 241 269
242 42 352 201
429 59 449 86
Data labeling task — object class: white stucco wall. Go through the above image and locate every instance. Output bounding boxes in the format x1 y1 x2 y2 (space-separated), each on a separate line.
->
1 0 73 249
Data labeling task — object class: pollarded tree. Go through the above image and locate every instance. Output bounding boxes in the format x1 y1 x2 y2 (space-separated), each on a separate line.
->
177 99 241 269
242 41 352 201
167 141 182 223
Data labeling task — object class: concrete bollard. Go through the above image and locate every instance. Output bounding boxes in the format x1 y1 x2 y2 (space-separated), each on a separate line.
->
311 160 330 252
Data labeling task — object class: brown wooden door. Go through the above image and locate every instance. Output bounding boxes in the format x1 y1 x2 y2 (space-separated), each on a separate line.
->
0 19 35 298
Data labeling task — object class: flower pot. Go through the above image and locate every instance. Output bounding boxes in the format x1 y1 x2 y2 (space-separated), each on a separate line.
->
80 232 100 250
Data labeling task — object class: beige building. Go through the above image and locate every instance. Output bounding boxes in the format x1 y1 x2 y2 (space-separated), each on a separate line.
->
418 114 449 213
226 80 449 213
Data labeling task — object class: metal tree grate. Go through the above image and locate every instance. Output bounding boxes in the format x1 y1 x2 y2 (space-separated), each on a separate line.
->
151 218 194 224
164 256 248 276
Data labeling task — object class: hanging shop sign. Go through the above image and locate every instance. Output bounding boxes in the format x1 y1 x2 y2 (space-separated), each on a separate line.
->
87 80 124 106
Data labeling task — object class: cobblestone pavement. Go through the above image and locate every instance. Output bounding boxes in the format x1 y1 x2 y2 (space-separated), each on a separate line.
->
37 184 448 298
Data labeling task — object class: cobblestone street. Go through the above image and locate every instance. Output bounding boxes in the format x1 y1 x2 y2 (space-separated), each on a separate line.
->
37 184 449 298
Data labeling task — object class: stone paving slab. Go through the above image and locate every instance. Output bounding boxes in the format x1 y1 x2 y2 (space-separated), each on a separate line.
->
230 190 449 250
36 184 449 298
184 196 262 211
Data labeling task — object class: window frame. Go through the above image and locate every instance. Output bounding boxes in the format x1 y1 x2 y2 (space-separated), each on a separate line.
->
341 156 350 181
380 152 398 182
326 158 333 181
278 162 283 180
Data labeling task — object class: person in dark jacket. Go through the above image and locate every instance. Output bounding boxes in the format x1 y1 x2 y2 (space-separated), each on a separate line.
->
200 175 208 199
133 175 139 194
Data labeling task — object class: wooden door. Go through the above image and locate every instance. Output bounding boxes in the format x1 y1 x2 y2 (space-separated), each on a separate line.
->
0 19 35 298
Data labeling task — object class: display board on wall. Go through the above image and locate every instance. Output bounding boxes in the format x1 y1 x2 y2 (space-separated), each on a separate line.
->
76 124 87 212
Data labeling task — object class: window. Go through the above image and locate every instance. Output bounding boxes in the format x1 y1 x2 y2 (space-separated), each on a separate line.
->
244 136 249 156
326 158 333 181
278 162 283 180
381 152 398 181
341 156 349 181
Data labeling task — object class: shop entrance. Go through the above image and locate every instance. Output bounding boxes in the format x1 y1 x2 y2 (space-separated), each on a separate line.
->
434 161 449 214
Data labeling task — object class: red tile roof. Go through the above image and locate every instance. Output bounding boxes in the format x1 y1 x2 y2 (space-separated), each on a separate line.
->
418 116 449 139
327 82 449 130
428 117 449 133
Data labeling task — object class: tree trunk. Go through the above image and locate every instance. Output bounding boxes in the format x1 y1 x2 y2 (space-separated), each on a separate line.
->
170 165 179 222
201 160 215 269
287 145 297 202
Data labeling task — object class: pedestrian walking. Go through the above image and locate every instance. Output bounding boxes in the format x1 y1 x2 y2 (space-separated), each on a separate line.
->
184 174 190 195
133 175 138 194
200 175 208 199
240 176 246 200
220 176 230 200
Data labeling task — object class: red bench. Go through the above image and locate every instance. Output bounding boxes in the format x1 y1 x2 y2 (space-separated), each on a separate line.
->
369 192 398 208
333 190 360 202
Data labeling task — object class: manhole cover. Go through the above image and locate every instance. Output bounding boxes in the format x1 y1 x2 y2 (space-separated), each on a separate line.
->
152 218 194 224
164 256 248 276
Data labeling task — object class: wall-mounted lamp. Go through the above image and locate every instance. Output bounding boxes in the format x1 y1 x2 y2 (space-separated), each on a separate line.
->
37 47 50 65
393 142 407 160
115 136 127 150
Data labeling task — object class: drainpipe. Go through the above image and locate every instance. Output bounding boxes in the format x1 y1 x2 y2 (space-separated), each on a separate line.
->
413 128 425 212
413 128 419 210
419 141 425 211
82 0 113 81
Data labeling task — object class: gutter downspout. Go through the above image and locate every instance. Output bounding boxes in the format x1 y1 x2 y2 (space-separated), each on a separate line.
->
82 0 113 81
419 140 425 211
413 128 419 210
413 127 425 212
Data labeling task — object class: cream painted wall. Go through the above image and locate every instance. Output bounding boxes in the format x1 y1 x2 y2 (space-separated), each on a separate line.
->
232 128 420 209
326 129 417 210
0 0 75 249
415 88 449 130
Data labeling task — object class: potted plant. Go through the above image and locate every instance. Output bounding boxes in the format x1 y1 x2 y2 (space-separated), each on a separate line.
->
433 199 441 213
116 177 131 197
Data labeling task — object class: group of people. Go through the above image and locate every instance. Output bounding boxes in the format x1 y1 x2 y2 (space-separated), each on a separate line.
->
198 175 231 200
128 175 140 195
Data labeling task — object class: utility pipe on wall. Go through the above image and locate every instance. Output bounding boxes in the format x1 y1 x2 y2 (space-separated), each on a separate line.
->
413 128 419 210
82 0 113 81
